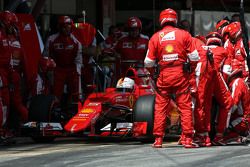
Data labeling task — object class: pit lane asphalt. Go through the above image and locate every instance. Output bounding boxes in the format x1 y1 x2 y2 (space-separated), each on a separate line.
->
0 137 250 167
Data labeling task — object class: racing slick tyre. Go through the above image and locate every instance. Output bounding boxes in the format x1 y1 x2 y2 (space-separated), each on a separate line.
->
28 94 56 122
28 94 57 143
133 95 155 142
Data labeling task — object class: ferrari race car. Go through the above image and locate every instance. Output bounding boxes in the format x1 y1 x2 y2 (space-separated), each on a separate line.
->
22 66 181 142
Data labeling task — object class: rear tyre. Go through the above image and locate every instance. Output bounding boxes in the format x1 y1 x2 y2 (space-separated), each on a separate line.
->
133 95 155 142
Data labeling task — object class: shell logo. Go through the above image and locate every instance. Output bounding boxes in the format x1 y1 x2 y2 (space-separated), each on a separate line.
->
80 108 94 113
165 44 174 53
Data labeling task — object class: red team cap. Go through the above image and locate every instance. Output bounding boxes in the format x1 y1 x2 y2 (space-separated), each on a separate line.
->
58 16 73 26
226 22 242 41
216 19 230 35
127 17 142 30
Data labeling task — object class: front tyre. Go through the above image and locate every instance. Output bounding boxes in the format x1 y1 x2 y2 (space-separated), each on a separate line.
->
133 95 155 141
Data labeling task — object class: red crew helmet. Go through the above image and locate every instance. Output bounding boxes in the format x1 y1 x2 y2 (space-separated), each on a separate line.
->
216 19 229 35
206 31 222 46
127 17 142 30
159 8 177 27
0 11 18 27
225 22 242 42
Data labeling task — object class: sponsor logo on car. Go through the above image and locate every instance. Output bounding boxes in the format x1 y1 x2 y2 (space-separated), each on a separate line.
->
129 95 134 108
80 108 94 114
87 102 100 106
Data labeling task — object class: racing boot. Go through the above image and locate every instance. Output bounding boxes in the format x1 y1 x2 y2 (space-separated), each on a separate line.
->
203 135 212 147
0 129 16 146
194 133 211 147
152 136 163 148
177 133 185 145
212 133 227 146
184 134 199 148
222 131 241 144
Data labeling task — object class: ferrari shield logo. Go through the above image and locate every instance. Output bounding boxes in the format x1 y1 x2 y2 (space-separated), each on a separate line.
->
129 95 134 108
160 32 164 38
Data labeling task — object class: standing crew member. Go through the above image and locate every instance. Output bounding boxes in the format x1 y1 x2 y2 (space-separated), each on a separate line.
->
0 11 28 127
193 32 233 146
226 22 249 80
43 16 82 107
144 8 200 148
0 11 29 141
115 17 149 77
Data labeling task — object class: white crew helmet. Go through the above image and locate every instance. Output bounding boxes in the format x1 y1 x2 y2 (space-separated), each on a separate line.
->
116 77 135 90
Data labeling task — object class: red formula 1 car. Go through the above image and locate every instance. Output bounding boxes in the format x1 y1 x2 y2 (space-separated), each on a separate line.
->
22 66 181 142
22 67 152 141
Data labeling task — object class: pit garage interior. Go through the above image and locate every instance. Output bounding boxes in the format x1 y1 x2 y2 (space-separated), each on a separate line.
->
1 0 250 41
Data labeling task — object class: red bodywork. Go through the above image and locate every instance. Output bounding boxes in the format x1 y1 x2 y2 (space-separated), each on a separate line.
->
64 67 155 136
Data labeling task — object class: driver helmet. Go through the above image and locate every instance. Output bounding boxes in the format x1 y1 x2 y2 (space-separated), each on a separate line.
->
116 77 135 91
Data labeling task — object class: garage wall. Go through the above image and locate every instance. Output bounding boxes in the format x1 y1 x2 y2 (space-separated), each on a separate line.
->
40 0 96 25
51 0 76 15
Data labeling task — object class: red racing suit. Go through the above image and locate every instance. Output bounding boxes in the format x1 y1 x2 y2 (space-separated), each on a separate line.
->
43 33 82 102
222 39 234 81
0 28 10 128
8 35 28 122
223 39 249 80
144 25 199 137
115 34 149 77
0 29 28 125
233 39 249 79
194 43 233 134
228 77 250 136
